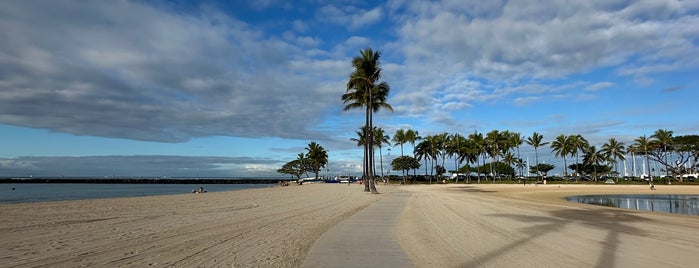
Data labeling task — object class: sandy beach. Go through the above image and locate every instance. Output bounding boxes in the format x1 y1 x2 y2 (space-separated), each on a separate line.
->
1 183 698 267
397 184 699 268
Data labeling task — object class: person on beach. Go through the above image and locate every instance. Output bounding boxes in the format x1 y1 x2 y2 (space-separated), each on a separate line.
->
650 183 656 190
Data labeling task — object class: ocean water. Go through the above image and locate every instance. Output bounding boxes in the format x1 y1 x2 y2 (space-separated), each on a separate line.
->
566 194 699 216
0 183 270 204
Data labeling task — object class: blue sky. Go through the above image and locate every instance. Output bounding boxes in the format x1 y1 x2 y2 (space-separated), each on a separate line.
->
1 0 698 177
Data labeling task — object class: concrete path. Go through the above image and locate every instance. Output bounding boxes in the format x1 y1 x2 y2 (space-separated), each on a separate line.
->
302 190 414 268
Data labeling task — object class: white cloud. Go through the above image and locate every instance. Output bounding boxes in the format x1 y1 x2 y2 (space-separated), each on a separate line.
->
317 4 383 30
0 1 344 142
586 82 614 91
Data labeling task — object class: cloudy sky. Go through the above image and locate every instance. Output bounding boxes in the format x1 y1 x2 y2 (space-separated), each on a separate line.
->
1 0 698 178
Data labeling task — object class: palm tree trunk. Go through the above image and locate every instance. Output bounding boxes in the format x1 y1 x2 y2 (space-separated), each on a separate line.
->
364 105 371 192
379 147 384 179
368 103 378 194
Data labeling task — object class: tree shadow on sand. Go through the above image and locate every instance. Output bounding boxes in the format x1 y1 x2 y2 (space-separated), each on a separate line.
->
460 208 651 268
449 186 496 193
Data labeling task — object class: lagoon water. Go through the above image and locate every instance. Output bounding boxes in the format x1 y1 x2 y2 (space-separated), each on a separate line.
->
566 194 699 216
0 183 268 204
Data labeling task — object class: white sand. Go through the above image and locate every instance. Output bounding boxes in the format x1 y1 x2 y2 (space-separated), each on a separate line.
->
397 184 699 268
2 183 698 268
0 183 381 267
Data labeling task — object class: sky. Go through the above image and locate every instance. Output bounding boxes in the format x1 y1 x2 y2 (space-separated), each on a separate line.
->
1 0 698 178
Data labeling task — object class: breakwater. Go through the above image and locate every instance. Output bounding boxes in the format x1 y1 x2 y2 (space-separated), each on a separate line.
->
0 177 292 184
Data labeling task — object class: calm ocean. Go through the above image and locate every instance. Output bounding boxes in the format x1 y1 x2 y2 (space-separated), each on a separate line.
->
0 183 271 204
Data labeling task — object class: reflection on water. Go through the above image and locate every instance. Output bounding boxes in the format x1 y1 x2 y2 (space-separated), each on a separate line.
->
566 194 699 216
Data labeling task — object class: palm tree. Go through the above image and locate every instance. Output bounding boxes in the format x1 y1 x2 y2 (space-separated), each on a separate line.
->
568 135 589 179
601 138 626 180
469 131 486 183
296 152 310 178
485 130 507 181
503 151 517 180
405 129 421 178
350 127 368 190
447 133 467 182
414 138 433 180
508 132 524 178
342 48 393 193
374 127 391 179
551 134 571 178
583 145 606 182
651 129 673 178
526 132 549 178
436 133 449 172
393 129 407 180
458 138 478 183
632 135 656 183
305 141 328 180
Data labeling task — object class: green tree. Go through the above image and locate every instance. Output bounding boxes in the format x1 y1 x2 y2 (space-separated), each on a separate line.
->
551 134 572 178
503 151 517 180
601 138 626 180
392 129 407 180
526 132 549 178
632 135 656 182
469 131 486 183
508 132 524 177
530 163 555 178
405 129 421 178
485 130 508 181
374 127 391 179
583 145 607 181
342 48 393 193
672 135 699 180
391 156 420 183
568 135 589 178
651 129 674 178
305 141 328 181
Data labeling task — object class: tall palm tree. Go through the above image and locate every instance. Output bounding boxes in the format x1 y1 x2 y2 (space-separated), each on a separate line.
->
405 129 421 177
414 138 431 179
392 129 407 181
632 135 656 183
651 129 673 177
508 132 524 177
503 151 517 179
551 134 571 178
342 48 393 193
583 145 606 182
374 127 391 179
296 152 309 178
305 141 328 180
436 133 449 171
485 130 507 181
458 138 478 183
601 138 626 179
469 131 486 183
568 135 589 178
447 133 467 181
526 132 549 178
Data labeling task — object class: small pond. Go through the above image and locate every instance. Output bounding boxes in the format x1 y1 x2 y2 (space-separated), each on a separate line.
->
565 194 699 216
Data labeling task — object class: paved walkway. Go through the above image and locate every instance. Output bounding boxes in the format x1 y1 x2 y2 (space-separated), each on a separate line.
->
302 190 414 268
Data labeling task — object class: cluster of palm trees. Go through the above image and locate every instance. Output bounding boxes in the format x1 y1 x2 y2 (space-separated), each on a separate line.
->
337 49 696 187
351 126 696 184
276 141 328 182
